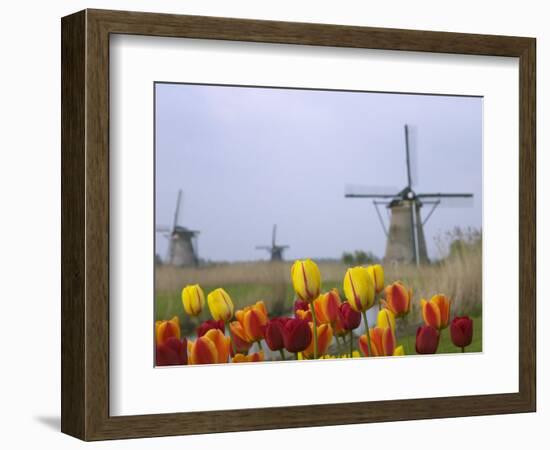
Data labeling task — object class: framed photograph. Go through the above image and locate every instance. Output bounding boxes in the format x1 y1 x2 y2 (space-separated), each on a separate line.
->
61 9 536 441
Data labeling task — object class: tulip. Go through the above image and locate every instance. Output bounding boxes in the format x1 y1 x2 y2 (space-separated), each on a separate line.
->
188 328 230 364
295 308 312 322
421 294 451 330
265 317 290 352
207 288 234 322
359 327 396 357
314 289 342 325
232 352 265 363
282 318 312 354
393 345 405 356
155 316 181 346
338 302 362 331
450 316 473 351
291 259 322 358
196 319 225 337
181 284 205 316
303 323 333 358
156 336 187 366
294 298 309 314
188 336 218 364
291 259 321 303
377 308 396 331
343 266 375 355
415 325 440 354
367 264 385 294
382 281 412 318
229 321 253 354
343 266 375 313
235 301 268 342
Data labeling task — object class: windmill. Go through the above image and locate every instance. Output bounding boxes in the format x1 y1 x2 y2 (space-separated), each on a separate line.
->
256 225 289 261
345 124 473 266
156 190 200 267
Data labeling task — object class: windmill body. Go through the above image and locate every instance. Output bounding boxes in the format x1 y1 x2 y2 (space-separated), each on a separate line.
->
345 124 473 266
385 199 429 264
156 190 199 267
256 225 289 261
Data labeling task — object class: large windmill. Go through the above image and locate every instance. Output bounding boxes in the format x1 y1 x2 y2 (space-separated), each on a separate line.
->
156 190 200 267
345 124 473 266
256 224 289 261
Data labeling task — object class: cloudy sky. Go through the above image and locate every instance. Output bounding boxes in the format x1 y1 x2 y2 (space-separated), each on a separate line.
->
155 83 482 262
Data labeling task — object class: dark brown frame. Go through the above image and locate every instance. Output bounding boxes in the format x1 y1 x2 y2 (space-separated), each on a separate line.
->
61 9 536 441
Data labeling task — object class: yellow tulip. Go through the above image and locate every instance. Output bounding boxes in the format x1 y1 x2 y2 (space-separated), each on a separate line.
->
343 266 375 312
181 284 205 316
377 308 396 331
421 294 451 330
291 259 321 303
207 288 234 322
232 351 264 363
155 316 180 346
367 264 384 294
393 345 405 356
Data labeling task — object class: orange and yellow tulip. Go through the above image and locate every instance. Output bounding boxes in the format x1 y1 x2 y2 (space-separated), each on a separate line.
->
314 289 342 324
382 281 412 318
232 351 265 363
229 321 253 353
421 294 451 330
367 264 385 294
359 326 396 357
181 284 205 316
235 301 268 342
291 259 321 303
343 266 375 312
188 328 230 364
155 316 181 346
207 288 234 322
303 323 333 358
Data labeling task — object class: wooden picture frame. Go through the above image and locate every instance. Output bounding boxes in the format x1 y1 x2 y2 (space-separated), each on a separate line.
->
61 9 536 441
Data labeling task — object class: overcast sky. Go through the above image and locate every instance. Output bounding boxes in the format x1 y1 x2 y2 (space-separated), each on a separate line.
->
155 83 482 262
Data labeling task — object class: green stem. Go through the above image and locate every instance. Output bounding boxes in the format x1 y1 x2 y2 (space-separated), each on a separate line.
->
279 349 286 361
225 322 236 356
361 311 372 356
349 330 353 357
461 346 465 353
311 304 319 359
257 340 264 352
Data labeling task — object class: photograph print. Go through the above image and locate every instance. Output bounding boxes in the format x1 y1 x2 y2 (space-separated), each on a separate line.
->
154 82 482 366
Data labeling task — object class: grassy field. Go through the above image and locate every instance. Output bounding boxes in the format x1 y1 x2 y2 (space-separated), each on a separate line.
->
156 240 482 340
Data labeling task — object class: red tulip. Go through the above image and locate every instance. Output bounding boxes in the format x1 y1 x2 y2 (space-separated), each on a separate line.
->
450 316 473 350
265 317 290 351
339 302 361 331
415 325 440 354
156 337 188 366
197 319 225 337
294 298 309 314
282 318 312 353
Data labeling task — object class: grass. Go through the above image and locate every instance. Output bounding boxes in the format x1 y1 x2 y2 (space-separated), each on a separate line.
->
156 242 482 337
398 314 482 355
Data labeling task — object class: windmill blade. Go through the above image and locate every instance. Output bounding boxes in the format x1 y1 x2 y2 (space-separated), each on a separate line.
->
155 225 171 233
422 196 474 208
409 200 419 266
256 246 271 250
404 124 419 188
272 224 277 247
173 190 183 230
345 184 400 198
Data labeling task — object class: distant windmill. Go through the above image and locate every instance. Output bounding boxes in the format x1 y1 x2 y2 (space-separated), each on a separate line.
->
345 124 473 266
156 190 200 267
256 225 289 261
